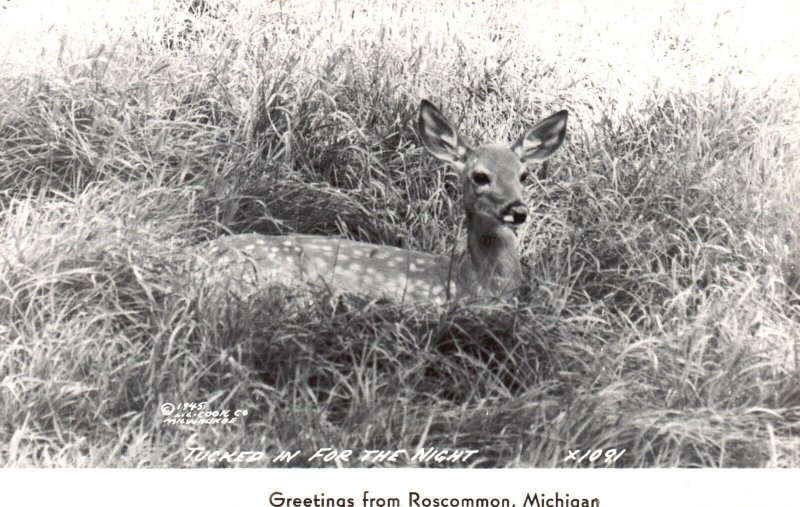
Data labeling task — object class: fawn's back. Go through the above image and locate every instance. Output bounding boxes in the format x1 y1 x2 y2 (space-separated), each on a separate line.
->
200 233 459 304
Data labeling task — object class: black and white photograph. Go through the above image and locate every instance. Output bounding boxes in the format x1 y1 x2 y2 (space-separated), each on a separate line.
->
0 0 798 484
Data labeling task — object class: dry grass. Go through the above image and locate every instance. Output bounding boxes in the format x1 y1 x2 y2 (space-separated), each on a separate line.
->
0 0 798 467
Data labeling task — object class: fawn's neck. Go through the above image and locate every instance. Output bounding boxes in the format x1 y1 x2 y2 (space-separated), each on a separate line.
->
458 212 523 297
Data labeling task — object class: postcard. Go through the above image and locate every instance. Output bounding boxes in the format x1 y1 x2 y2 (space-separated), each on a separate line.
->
0 0 798 504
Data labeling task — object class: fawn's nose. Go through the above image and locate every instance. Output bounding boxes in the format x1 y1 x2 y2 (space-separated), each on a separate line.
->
500 201 528 226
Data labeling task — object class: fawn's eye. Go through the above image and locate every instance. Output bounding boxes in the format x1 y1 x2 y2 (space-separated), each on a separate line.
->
520 172 528 183
472 172 490 185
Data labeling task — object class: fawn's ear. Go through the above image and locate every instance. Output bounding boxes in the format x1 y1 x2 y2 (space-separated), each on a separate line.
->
512 110 568 162
418 99 471 171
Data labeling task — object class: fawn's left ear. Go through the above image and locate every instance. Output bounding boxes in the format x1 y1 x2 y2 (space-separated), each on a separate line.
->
418 99 472 171
512 110 568 162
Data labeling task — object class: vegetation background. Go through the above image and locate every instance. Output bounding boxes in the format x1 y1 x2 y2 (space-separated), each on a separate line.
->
0 0 798 467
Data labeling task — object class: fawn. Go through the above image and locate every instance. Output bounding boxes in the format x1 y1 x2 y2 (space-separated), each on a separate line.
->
198 99 567 304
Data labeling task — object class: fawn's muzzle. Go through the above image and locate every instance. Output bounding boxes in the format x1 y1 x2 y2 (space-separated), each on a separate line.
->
500 201 528 226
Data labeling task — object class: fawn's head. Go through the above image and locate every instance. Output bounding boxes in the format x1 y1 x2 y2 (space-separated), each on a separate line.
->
418 99 567 231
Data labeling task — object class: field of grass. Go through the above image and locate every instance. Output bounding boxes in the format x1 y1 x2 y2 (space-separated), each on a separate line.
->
0 0 799 467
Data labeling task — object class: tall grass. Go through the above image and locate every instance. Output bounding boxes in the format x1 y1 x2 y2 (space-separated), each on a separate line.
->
0 0 798 467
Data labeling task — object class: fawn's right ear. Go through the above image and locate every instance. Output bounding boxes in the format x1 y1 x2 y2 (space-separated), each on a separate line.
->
418 99 471 171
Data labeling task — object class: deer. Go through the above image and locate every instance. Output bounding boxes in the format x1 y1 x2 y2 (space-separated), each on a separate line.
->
196 99 567 305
